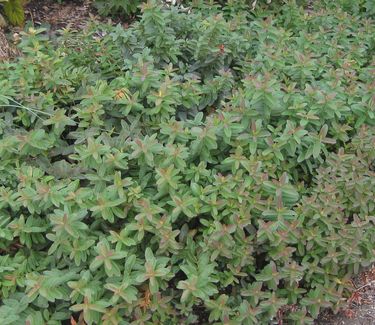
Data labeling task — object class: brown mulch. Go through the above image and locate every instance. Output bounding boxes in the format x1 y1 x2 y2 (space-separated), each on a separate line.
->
0 28 10 59
24 0 99 30
0 28 19 60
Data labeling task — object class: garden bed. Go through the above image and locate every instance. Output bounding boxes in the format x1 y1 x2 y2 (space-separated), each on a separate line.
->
0 1 374 324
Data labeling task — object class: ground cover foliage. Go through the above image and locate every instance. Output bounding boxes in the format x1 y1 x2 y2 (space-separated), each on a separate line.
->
0 0 374 324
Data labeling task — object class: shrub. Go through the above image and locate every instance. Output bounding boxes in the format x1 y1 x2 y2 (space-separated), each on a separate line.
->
318 0 375 17
0 0 25 26
93 0 143 17
0 1 374 324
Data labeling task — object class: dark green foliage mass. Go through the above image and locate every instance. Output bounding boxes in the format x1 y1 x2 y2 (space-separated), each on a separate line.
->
0 1 374 324
93 0 143 17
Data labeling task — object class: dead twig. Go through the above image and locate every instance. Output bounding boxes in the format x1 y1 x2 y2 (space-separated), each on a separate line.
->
355 281 375 292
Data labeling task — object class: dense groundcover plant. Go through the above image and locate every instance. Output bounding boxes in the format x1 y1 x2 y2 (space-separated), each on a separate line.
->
0 0 374 323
